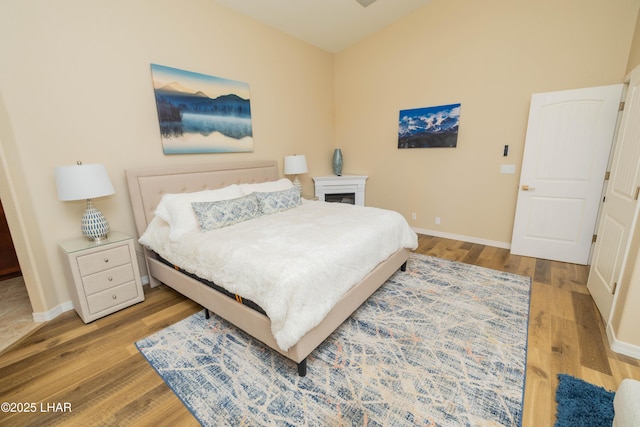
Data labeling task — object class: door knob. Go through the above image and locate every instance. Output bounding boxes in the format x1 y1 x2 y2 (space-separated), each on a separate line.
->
521 185 536 191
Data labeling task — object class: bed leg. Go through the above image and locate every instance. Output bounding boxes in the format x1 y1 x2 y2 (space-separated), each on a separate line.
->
204 308 210 319
401 261 407 272
297 359 307 377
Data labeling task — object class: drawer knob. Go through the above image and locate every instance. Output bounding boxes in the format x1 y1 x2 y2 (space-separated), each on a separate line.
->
112 295 117 300
108 276 113 281
104 258 109 263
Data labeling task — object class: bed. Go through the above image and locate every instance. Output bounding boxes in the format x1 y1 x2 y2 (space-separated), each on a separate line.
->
126 161 417 376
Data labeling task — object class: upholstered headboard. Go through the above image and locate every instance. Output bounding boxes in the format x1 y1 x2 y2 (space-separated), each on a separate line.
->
125 161 279 239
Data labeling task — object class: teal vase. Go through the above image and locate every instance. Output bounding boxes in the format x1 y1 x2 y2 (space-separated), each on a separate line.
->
332 149 343 176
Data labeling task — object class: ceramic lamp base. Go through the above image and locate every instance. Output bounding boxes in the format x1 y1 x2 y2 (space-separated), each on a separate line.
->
81 199 110 241
292 176 302 196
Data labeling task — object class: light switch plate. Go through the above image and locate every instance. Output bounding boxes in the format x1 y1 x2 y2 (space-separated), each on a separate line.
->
500 164 516 174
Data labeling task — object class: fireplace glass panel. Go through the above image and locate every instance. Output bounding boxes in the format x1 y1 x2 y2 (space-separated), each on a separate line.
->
325 192 355 205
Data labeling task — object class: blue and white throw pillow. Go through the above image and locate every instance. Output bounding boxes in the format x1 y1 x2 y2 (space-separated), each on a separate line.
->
191 193 260 231
255 187 302 215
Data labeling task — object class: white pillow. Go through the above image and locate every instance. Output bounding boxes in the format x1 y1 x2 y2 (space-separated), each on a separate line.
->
155 184 243 240
239 178 293 195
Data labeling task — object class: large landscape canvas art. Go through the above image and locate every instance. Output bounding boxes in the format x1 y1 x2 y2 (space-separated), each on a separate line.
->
398 103 461 149
150 64 253 154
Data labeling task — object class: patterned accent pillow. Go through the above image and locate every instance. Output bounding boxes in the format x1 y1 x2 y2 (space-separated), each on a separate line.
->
191 194 260 231
255 187 302 215
154 185 244 240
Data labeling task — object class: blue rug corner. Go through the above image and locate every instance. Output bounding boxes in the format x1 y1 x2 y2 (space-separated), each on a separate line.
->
555 374 615 427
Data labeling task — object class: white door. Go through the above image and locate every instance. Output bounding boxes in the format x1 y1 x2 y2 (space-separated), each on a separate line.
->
511 85 623 264
588 68 640 320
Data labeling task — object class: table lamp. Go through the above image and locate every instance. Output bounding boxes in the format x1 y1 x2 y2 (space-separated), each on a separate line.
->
55 162 115 242
284 155 308 195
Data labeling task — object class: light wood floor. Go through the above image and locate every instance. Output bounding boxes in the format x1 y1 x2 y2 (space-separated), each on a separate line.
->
1 234 639 426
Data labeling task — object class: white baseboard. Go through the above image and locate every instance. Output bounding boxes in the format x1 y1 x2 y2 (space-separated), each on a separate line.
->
31 275 150 323
32 300 74 322
607 322 640 360
412 227 511 250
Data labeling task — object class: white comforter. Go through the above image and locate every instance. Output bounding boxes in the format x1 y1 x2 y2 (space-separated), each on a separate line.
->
139 201 418 351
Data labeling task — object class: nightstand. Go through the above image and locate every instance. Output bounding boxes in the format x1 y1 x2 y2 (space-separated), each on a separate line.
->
58 231 144 323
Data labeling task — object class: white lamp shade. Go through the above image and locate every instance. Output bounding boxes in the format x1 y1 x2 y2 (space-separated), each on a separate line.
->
284 155 308 175
55 163 115 201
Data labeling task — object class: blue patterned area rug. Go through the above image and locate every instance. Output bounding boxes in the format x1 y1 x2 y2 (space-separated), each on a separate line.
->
136 253 531 426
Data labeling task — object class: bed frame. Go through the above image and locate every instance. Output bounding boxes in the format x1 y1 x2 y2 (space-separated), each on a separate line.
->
125 161 409 376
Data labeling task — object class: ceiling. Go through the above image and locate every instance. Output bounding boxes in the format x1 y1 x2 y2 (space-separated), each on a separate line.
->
214 0 432 53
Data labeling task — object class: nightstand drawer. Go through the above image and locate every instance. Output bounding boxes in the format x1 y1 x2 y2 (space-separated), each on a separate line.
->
82 263 135 296
86 281 140 314
77 245 131 276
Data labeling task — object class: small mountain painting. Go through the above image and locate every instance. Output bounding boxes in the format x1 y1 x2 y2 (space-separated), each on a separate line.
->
150 64 253 154
398 103 461 149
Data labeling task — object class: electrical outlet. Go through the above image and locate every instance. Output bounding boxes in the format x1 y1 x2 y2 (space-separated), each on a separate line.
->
435 216 441 225
411 213 417 220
